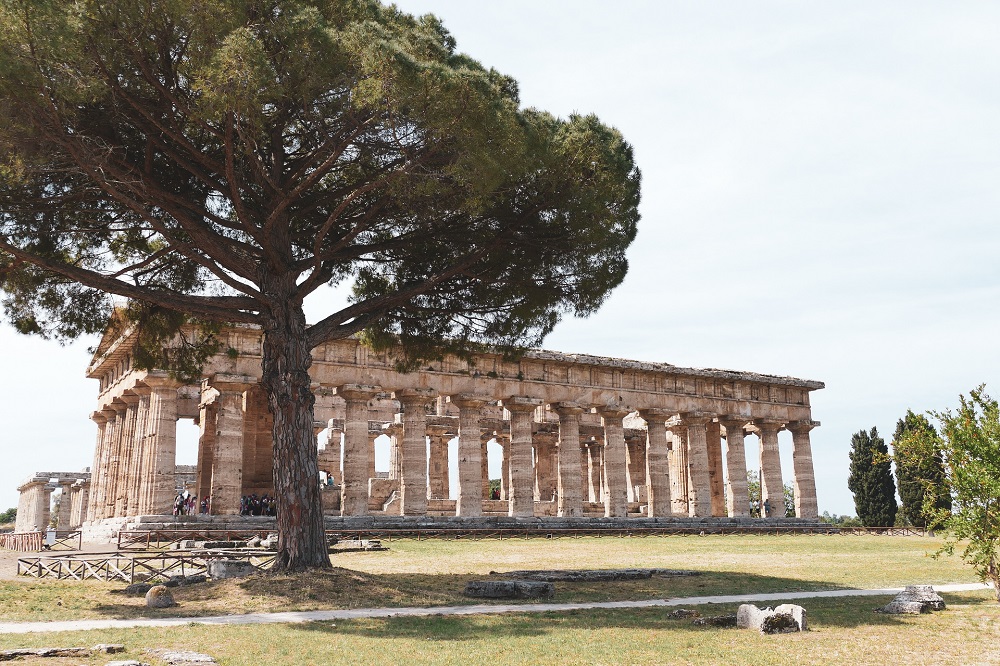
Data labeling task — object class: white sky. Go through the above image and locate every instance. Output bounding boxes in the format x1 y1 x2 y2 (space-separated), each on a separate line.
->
2 1 999 516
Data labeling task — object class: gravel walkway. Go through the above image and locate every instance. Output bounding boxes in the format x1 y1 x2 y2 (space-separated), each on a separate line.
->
0 582 990 635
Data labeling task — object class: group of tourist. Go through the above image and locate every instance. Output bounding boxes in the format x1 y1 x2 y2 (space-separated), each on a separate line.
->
239 494 277 516
172 492 209 516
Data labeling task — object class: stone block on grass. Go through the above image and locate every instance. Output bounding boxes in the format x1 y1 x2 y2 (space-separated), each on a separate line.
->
463 580 554 599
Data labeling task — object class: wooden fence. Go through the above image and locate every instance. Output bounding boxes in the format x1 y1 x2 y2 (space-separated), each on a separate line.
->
17 551 277 583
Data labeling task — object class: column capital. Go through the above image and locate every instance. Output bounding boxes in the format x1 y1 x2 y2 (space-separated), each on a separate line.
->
382 422 403 437
209 373 256 392
597 404 631 420
120 391 141 405
394 387 439 406
142 372 182 389
718 415 750 428
90 411 109 425
553 402 586 416
533 431 559 445
504 396 543 412
753 418 785 434
109 398 129 413
335 383 381 401
679 411 715 426
100 407 118 420
639 408 673 424
787 420 820 434
427 424 452 438
449 394 492 409
132 384 152 397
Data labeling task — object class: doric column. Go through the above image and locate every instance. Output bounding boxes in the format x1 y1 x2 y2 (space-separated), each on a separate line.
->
497 435 510 500
505 397 542 517
533 432 558 502
719 417 751 517
665 421 689 516
553 403 584 517
480 434 491 502
195 401 218 501
104 400 128 518
385 422 402 481
86 411 109 523
131 386 153 515
209 376 253 515
599 406 630 518
144 377 180 515
755 419 785 518
426 425 451 500
788 420 820 518
56 481 73 529
113 393 141 516
640 409 672 518
369 433 378 482
452 395 489 517
586 438 604 503
397 388 437 516
679 412 714 518
706 419 726 517
71 480 89 529
16 478 48 532
336 384 379 516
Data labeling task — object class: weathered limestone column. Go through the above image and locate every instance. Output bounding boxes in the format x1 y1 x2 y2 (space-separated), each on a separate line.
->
755 419 785 518
104 400 128 518
145 376 180 515
706 419 726 517
209 376 253 515
129 388 153 516
586 438 604 503
426 425 451 500
665 421 689 516
86 412 109 523
579 442 590 504
452 395 489 517
368 433 378 482
679 413 714 518
533 432 558 502
599 406 630 518
336 384 379 516
56 481 73 529
480 434 491 503
718 417 751 517
195 401 218 502
16 478 49 532
70 480 90 529
788 420 820 518
640 409 672 518
397 388 437 516
385 422 402 481
497 435 510 500
131 386 153 515
114 393 140 517
554 403 584 517
505 397 542 517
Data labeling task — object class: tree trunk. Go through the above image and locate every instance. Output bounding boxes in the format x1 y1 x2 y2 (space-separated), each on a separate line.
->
260 276 330 571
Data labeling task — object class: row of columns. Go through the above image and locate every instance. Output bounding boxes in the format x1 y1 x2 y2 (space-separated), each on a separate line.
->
87 375 180 522
332 385 819 520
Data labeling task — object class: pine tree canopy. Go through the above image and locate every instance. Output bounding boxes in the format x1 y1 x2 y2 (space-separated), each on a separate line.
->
0 0 641 571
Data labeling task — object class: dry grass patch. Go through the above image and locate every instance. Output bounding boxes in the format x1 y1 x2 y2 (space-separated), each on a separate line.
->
0 591 997 665
0 535 979 622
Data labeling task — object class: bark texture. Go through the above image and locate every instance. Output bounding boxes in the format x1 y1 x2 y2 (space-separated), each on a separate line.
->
261 277 329 571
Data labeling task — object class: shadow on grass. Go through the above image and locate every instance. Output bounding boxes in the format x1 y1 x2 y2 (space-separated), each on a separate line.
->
289 591 999 642
52 567 996 624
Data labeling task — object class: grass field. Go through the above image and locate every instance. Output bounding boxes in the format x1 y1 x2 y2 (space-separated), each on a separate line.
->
0 534 978 622
0 592 997 665
0 535 995 665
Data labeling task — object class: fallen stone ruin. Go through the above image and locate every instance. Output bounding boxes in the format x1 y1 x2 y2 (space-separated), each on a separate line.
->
491 568 701 582
875 585 947 614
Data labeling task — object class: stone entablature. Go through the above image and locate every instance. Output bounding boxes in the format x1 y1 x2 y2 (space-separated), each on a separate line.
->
81 325 823 525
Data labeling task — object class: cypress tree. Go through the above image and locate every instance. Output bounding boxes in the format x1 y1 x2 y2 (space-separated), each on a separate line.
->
848 427 898 527
893 410 952 527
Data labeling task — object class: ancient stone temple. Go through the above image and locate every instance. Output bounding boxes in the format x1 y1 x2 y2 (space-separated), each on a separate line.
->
83 325 823 524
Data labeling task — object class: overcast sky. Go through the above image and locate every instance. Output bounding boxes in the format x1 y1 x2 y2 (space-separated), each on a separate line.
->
2 1 998 516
